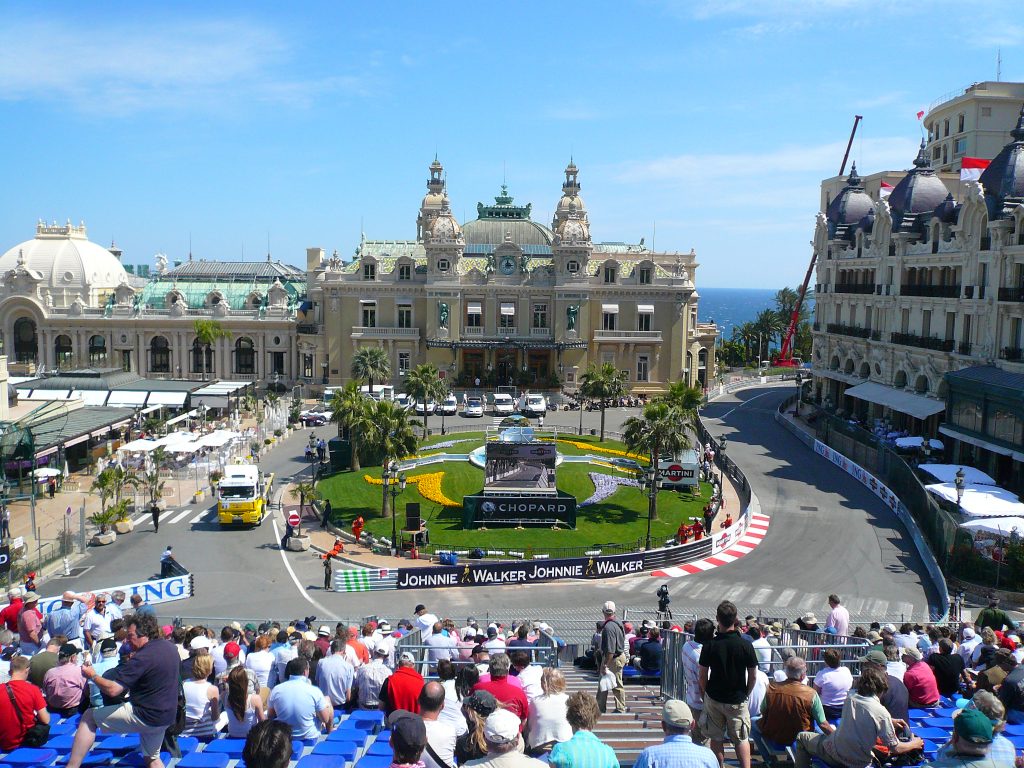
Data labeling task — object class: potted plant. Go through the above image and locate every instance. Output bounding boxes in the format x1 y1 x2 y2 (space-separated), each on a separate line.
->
89 507 119 545
285 480 320 551
142 447 167 517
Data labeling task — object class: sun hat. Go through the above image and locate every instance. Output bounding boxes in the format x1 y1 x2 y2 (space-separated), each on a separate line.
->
189 636 212 650
867 631 882 642
22 592 39 604
663 699 694 728
318 625 331 637
901 646 923 661
801 612 818 624
484 709 521 745
858 649 888 665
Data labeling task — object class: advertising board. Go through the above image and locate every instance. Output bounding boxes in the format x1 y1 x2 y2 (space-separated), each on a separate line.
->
485 442 556 492
463 491 577 528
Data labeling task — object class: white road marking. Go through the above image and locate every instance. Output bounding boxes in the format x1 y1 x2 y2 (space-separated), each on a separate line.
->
167 508 194 525
132 512 149 525
190 508 211 524
775 588 797 607
270 516 332 616
721 390 777 419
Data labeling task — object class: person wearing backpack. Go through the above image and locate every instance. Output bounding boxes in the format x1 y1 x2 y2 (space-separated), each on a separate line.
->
0 655 51 750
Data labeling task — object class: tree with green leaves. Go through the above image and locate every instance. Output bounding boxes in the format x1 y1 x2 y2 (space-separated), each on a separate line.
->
753 308 784 363
91 465 140 522
193 319 231 381
404 363 447 438
142 447 167 509
352 347 392 396
329 381 375 471
579 363 628 442
361 399 420 518
289 480 321 534
660 381 704 414
623 401 694 522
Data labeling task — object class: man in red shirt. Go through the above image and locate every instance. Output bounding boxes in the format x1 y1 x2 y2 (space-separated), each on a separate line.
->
692 520 704 541
0 655 50 751
901 646 940 707
380 652 424 714
0 588 23 633
472 653 528 728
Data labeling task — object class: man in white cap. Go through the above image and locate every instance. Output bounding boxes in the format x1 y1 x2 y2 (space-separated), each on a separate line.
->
959 626 982 666
634 699 719 768
596 600 627 714
464 709 544 768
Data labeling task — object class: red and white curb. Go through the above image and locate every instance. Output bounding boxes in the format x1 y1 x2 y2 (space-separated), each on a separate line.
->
651 513 771 578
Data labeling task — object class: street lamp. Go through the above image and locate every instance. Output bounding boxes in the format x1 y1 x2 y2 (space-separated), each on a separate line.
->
199 404 208 431
307 433 317 482
321 361 328 385
717 435 728 497
638 463 661 551
382 461 407 555
954 466 966 510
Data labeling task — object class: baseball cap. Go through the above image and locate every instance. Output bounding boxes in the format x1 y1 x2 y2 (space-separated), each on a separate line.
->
374 645 389 656
58 643 79 658
462 627 476 640
603 600 616 614
663 699 694 728
317 625 331 637
378 620 391 632
882 623 897 633
224 642 241 659
399 651 416 664
414 604 426 613
484 709 521 744
963 627 976 639
858 649 887 665
487 626 497 637
189 636 213 650
954 707 993 744
388 710 427 752
244 623 257 633
464 689 498 716
100 638 118 653
901 646 923 661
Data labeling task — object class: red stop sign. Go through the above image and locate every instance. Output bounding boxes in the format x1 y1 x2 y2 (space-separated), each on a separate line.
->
665 464 684 482
287 510 301 527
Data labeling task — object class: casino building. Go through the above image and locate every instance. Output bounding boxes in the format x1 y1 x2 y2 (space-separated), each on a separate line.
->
303 159 718 393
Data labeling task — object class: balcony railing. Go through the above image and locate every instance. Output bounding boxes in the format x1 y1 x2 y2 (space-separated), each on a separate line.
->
998 287 1024 302
964 285 974 299
1002 347 1023 361
530 327 553 337
297 324 320 334
833 283 875 295
826 323 871 339
350 326 420 338
463 326 484 336
593 329 664 341
890 332 955 352
900 284 962 298
958 342 973 355
870 330 882 341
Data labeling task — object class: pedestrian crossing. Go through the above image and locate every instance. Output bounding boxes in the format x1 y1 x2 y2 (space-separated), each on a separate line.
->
129 507 217 526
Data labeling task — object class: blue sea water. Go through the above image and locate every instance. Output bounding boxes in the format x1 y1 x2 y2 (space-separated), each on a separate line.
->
697 287 817 340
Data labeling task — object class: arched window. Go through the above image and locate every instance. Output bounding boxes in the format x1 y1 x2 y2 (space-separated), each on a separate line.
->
13 317 37 363
207 292 224 308
55 335 73 367
89 335 107 364
150 336 170 373
191 338 213 375
235 337 255 375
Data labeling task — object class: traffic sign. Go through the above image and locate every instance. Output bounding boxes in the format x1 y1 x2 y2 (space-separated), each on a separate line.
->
287 510 301 527
664 464 684 482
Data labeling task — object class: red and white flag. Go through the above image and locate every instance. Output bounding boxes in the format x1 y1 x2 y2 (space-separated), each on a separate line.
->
916 110 925 120
960 156 990 181
880 181 894 199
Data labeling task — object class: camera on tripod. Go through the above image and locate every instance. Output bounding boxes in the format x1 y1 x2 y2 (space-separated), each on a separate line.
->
656 584 671 614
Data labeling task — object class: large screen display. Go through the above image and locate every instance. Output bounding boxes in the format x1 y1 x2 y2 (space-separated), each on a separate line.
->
484 441 557 491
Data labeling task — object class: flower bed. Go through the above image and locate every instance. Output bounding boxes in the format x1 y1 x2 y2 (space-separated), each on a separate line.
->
557 439 646 461
580 471 640 507
363 472 460 507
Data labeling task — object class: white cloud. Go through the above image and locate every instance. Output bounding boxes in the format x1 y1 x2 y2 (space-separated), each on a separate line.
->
0 17 371 115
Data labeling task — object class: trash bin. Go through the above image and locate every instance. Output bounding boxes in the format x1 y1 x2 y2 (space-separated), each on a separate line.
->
590 429 597 436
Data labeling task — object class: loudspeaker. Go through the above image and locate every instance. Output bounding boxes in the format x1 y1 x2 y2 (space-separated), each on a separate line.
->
405 502 421 532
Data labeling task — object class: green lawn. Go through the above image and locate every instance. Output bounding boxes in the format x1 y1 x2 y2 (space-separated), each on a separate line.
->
317 445 710 550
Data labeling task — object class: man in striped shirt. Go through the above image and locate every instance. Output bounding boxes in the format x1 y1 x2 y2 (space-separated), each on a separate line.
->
634 700 719 768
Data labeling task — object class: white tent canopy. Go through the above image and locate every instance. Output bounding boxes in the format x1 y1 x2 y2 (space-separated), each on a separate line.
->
918 464 997 486
165 441 203 454
894 437 944 450
925 482 1024 517
960 517 1024 537
196 430 241 448
118 439 159 453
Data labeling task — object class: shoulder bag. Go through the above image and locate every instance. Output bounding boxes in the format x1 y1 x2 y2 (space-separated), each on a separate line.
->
5 682 50 747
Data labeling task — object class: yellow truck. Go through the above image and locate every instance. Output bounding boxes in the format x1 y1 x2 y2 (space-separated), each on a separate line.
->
217 464 273 526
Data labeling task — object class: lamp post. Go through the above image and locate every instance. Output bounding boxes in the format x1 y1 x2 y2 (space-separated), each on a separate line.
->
382 461 407 556
321 361 328 385
638 461 661 551
307 433 317 482
199 404 208 432
718 435 728 498
954 466 965 511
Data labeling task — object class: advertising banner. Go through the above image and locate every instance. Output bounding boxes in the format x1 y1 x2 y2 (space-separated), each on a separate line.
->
37 574 195 614
463 491 577 528
0 544 9 577
396 549 648 590
485 442 557 491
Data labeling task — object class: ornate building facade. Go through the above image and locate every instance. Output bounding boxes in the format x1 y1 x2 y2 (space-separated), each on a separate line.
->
302 160 717 392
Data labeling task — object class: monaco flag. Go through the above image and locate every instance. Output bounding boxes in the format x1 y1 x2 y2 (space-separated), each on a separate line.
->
880 181 894 199
960 157 991 182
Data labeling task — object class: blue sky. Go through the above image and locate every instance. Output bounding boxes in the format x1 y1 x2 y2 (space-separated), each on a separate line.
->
0 1 1020 289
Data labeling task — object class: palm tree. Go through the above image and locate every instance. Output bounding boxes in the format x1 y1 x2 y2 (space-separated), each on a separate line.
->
579 363 628 442
91 465 140 521
289 480 321 534
142 447 167 509
329 381 375 471
753 308 784 363
623 402 693 522
193 319 231 381
659 381 704 415
734 322 758 364
362 399 420 518
352 347 392 396
404 363 447 438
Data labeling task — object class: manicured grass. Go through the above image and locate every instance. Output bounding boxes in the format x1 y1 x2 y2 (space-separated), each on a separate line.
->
317 451 711 550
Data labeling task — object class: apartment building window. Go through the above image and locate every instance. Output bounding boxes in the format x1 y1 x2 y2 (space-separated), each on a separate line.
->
638 304 654 331
603 265 616 283
1012 317 1023 349
398 352 410 374
637 267 652 285
397 304 413 329
363 263 376 281
958 113 965 133
637 355 650 382
361 302 377 327
532 303 548 329
932 146 942 160
962 314 972 344
943 118 949 137
942 145 948 165
945 311 955 340
398 264 412 281
922 309 932 338
466 302 482 327
834 304 842 323
602 303 618 331
954 138 966 156
901 308 910 334
499 302 515 329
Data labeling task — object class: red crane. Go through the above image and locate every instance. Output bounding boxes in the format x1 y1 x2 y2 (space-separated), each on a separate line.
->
774 115 862 368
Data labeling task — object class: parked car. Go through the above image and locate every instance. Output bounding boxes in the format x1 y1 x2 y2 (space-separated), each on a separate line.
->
414 400 437 415
518 393 547 417
394 394 414 410
491 393 515 415
300 408 329 426
464 397 484 417
439 395 458 415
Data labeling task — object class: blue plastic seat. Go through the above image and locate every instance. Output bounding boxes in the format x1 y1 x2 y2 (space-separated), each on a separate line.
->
1008 735 1024 750
175 737 200 755
916 727 952 740
56 751 113 767
201 740 248 759
119 753 172 767
917 718 953 731
4 748 59 766
58 715 81 727
301 755 356 768
311 742 359 759
350 710 385 723
97 735 140 753
44 735 76 753
1004 724 1024 737
327 730 367 746
355 758 392 768
175 753 231 768
48 721 78 736
366 741 392 756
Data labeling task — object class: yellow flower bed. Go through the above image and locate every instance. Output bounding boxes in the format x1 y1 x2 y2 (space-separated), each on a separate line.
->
557 439 646 461
363 472 460 507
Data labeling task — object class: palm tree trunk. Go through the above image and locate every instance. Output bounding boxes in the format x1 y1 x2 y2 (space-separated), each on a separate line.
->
423 412 429 439
350 430 361 472
650 437 660 522
381 472 392 518
599 405 606 442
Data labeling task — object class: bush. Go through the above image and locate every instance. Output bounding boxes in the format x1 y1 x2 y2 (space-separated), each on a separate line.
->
264 438 273 446
274 428 283 437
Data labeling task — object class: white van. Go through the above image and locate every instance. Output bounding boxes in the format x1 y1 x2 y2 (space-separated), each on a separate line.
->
360 384 395 402
490 393 515 415
518 393 547 417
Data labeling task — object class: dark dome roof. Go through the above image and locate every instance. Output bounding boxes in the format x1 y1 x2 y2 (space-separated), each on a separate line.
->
857 208 875 233
933 193 959 224
826 164 873 238
979 103 1024 219
888 142 950 232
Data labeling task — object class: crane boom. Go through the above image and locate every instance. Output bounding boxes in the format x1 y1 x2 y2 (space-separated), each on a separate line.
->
774 115 862 368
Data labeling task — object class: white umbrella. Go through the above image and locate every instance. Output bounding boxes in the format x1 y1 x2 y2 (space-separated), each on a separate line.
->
960 517 1024 537
33 467 62 478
